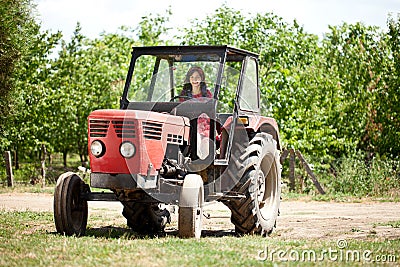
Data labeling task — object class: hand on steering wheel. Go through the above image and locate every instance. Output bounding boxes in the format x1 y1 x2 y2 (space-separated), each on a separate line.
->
169 95 192 102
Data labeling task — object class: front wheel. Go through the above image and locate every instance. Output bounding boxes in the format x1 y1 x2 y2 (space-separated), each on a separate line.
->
54 172 88 236
225 133 281 236
178 174 204 238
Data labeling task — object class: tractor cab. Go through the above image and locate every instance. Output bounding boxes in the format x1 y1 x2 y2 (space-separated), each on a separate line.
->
119 45 263 168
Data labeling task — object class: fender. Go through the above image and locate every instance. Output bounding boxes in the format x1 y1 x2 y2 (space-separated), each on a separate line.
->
248 116 281 150
221 115 281 150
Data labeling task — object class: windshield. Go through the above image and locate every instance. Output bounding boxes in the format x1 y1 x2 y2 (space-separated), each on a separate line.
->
128 54 221 102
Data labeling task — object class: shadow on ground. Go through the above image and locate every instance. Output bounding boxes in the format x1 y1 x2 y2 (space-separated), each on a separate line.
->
80 226 238 239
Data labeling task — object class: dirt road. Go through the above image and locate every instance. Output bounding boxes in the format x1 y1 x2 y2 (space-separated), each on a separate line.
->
0 193 399 241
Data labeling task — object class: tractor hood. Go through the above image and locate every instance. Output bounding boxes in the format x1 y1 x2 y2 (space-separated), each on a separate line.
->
88 109 190 176
89 109 190 127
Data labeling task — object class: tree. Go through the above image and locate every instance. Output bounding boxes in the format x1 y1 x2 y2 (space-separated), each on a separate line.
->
373 15 400 157
6 28 62 166
321 23 389 157
136 8 172 45
48 24 133 165
0 0 39 150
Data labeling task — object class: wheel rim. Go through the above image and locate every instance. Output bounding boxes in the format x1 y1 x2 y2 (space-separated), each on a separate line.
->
194 188 203 236
258 155 278 222
256 171 266 205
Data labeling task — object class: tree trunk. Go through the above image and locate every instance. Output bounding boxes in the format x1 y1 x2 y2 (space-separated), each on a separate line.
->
83 153 88 167
63 151 67 168
289 149 296 192
4 151 14 187
79 153 84 166
41 144 47 187
14 147 19 170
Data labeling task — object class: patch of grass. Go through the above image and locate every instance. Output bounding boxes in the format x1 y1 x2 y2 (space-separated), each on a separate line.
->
0 210 399 266
370 195 400 203
0 182 113 196
374 221 400 228
281 192 309 201
311 193 360 202
283 192 399 203
319 155 400 199
0 184 55 194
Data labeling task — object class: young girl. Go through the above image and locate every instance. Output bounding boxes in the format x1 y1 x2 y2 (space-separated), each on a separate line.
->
179 66 212 101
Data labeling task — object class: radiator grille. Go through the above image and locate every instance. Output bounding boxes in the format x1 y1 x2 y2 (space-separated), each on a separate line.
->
89 119 110 137
112 120 136 138
142 122 162 140
167 134 183 145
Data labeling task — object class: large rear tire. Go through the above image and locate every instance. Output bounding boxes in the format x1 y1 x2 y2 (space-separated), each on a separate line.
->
224 133 281 236
122 202 171 234
54 172 88 236
178 174 204 238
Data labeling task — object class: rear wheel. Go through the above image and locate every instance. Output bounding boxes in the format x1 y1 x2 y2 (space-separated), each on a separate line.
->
122 202 171 234
178 174 204 238
54 172 88 236
224 133 281 236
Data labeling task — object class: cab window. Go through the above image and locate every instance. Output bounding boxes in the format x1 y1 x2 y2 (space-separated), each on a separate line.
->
239 58 259 112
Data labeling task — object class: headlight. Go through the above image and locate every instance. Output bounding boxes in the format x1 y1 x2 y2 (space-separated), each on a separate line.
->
120 141 135 158
90 140 105 157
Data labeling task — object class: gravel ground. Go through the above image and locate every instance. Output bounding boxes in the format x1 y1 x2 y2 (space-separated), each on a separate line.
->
1 193 399 241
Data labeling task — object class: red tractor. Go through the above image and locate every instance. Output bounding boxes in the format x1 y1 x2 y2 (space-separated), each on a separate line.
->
54 45 281 238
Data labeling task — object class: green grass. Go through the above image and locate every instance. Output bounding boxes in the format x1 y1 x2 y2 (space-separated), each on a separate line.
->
0 184 55 194
0 210 398 267
373 220 400 228
310 193 400 203
281 191 400 203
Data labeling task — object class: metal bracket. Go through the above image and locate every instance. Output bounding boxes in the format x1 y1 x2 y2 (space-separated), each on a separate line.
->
81 192 118 201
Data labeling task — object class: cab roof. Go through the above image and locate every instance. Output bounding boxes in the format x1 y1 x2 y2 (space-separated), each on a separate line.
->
131 45 259 60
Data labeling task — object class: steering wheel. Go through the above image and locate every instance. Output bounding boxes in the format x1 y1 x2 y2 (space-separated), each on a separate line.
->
169 95 192 102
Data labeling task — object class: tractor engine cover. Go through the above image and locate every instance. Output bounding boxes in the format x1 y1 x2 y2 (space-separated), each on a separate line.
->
88 109 190 188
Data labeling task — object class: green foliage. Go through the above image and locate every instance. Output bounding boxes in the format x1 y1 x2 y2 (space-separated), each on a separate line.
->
0 0 37 96
374 220 400 228
372 15 400 157
3 24 135 164
0 0 39 150
321 153 400 197
180 6 244 46
135 8 172 45
48 23 131 160
321 23 388 157
7 29 62 157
